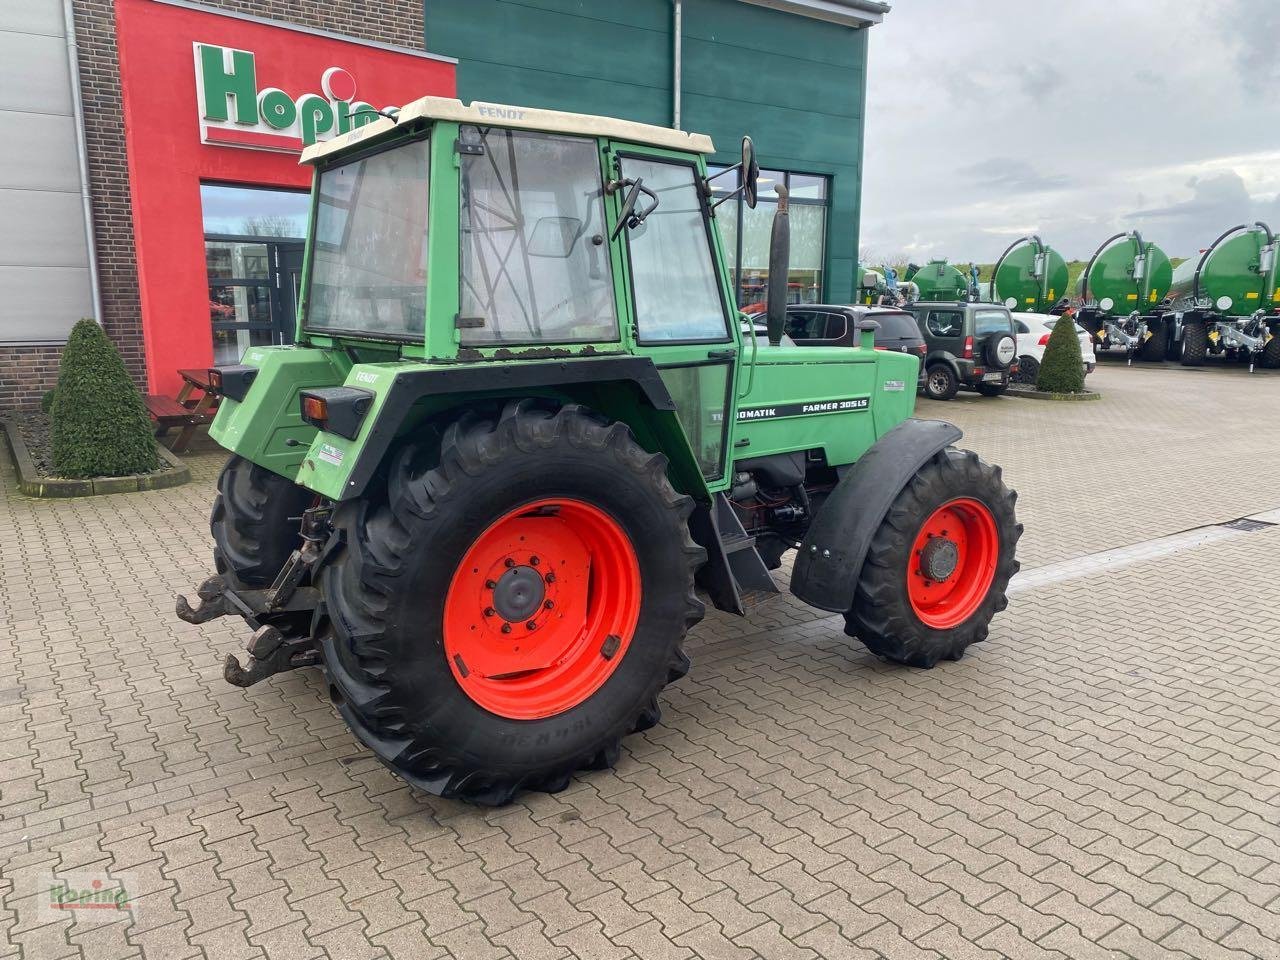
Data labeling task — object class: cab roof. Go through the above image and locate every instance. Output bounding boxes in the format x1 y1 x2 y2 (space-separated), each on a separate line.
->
301 96 716 165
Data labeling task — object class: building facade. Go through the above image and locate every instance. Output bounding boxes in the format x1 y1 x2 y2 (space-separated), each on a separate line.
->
0 0 884 407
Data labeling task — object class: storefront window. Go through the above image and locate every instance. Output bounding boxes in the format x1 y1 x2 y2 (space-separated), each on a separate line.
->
201 184 309 364
708 166 829 312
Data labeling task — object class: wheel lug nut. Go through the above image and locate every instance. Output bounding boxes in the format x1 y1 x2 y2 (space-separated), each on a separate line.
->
529 556 540 566
484 607 495 617
504 558 516 568
544 600 554 610
485 580 497 589
526 621 537 631
501 623 512 634
545 572 556 583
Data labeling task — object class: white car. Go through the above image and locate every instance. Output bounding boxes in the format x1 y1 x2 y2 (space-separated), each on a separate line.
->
1012 312 1097 384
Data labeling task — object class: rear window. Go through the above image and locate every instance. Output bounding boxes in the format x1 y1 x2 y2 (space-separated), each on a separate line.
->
974 310 1012 337
874 312 921 339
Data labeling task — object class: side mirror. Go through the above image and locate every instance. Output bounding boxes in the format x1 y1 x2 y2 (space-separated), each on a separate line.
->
741 137 760 210
765 184 790 346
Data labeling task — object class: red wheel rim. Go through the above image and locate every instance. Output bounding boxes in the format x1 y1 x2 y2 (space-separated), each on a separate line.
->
443 498 641 720
906 497 999 630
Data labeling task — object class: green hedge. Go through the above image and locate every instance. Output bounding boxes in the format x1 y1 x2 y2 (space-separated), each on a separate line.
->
1036 315 1085 394
51 320 159 479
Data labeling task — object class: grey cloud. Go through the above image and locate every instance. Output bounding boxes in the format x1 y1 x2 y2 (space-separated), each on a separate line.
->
1219 0 1280 86
1129 172 1253 220
1015 62 1065 101
958 158 1074 193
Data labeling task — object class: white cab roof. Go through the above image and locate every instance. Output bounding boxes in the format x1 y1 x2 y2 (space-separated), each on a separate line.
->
301 96 715 165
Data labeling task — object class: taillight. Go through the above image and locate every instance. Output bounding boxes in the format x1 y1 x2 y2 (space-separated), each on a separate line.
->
962 336 974 359
873 346 888 351
301 394 328 428
1038 333 1050 346
916 344 927 354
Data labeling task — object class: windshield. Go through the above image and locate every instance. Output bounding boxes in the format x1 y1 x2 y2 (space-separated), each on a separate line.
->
306 138 430 338
974 309 1012 337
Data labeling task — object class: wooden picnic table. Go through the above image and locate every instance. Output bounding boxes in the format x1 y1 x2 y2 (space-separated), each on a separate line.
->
145 368 219 454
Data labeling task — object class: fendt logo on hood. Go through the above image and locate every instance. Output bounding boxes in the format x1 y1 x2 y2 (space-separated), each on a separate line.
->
194 43 386 153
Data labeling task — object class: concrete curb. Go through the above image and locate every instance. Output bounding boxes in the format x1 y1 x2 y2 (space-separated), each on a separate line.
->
1007 386 1102 402
1 418 190 497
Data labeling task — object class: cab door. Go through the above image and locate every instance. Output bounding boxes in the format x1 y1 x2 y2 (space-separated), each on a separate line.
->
608 147 738 489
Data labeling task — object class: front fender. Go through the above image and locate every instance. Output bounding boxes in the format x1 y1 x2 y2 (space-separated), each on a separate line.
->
790 418 963 612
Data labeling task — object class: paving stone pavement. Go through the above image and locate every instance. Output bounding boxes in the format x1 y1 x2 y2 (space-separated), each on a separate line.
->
2 361 1279 959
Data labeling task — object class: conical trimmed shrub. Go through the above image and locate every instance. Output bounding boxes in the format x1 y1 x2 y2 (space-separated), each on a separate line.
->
51 320 159 478
1036 315 1085 394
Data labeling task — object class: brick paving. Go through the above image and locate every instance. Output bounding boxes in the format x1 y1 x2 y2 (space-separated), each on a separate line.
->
2 361 1280 959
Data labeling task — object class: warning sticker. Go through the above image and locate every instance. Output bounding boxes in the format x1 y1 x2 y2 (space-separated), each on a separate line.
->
317 443 345 467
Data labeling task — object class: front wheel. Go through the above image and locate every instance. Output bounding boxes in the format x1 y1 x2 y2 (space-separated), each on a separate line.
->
320 401 705 805
844 447 1021 668
1261 327 1280 369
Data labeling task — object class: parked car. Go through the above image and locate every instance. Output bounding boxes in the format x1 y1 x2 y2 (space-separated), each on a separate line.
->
782 305 927 387
1012 312 1097 385
904 301 1019 400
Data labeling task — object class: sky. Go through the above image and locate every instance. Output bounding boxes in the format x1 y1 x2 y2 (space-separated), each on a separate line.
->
859 0 1280 265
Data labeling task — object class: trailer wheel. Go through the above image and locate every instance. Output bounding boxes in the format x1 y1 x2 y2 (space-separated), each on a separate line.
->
1138 325 1166 362
211 455 314 587
1261 327 1280 369
923 364 959 401
319 401 705 805
1180 320 1208 366
844 447 1020 668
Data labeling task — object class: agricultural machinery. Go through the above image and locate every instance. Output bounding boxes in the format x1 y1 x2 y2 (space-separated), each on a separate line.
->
1075 231 1173 362
178 97 1021 804
987 235 1069 314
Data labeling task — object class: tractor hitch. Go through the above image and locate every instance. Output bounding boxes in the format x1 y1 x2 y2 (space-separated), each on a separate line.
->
177 507 335 686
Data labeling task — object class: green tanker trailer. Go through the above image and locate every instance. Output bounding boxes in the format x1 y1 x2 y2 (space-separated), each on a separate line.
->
1075 231 1173 362
904 259 975 301
1163 222 1280 370
988 236 1069 314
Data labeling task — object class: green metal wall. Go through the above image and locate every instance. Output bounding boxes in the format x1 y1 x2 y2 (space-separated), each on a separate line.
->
422 0 869 303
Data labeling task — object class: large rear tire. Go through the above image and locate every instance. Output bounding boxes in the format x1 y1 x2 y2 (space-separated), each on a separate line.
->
320 401 705 805
211 455 314 587
1138 324 1166 362
844 447 1020 668
1180 320 1208 366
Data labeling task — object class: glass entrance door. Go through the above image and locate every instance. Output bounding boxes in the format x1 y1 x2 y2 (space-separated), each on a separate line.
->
205 237 305 364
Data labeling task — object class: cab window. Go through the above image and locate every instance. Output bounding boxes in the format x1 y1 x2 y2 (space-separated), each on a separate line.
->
458 126 617 344
619 157 730 343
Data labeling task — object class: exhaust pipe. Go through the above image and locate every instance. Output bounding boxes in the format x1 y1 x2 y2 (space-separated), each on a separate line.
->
766 184 790 346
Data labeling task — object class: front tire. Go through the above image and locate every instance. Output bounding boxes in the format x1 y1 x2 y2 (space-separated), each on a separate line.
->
320 401 705 805
1261 327 1280 369
923 364 959 401
844 447 1020 668
211 455 314 586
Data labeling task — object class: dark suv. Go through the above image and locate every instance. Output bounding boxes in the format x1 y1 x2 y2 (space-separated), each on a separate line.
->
905 302 1018 400
783 305 927 387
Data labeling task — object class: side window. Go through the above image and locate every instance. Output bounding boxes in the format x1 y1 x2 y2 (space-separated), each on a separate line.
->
823 312 849 341
927 311 962 337
619 156 730 342
459 126 617 344
1015 320 1030 334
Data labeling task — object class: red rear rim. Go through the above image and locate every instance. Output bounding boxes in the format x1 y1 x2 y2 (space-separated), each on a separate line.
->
443 498 641 720
906 497 999 629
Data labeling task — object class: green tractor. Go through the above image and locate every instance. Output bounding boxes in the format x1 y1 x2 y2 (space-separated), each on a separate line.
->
179 97 1021 805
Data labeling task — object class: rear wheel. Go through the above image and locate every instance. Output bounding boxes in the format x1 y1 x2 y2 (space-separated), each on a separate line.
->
319 401 705 805
1013 355 1039 385
844 447 1021 668
1180 320 1208 366
211 455 313 586
923 364 959 401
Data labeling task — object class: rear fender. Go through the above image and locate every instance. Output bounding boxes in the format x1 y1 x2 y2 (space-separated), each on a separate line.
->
925 352 962 379
295 357 711 502
790 418 963 612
